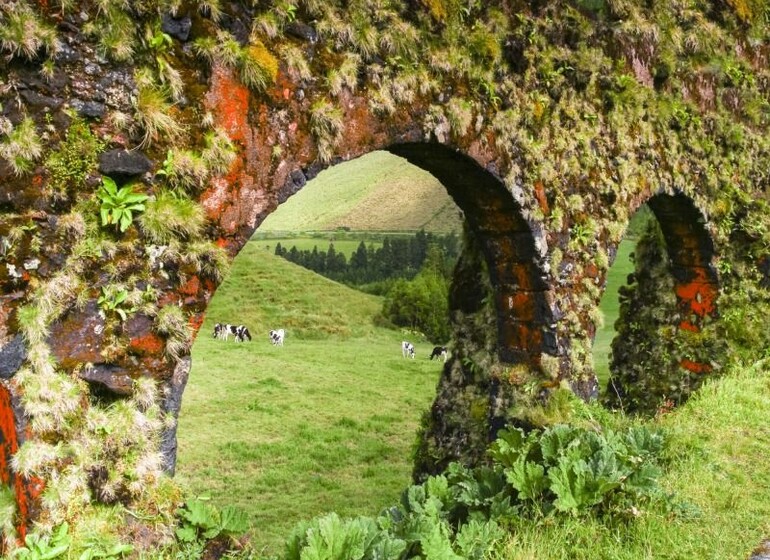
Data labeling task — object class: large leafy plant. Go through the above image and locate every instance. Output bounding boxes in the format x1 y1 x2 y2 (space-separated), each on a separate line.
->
489 424 665 516
96 176 148 232
11 522 71 560
282 423 669 560
175 498 249 545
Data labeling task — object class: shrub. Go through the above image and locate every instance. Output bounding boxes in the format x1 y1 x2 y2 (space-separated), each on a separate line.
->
382 246 451 344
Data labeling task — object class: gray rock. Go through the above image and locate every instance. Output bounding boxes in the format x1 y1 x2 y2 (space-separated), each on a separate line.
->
71 99 106 119
286 21 318 43
98 149 153 178
160 356 191 476
19 89 64 110
750 540 770 560
79 364 133 395
161 13 192 41
0 335 27 379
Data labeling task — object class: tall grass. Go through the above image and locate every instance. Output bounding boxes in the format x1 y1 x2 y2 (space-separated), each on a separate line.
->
176 246 441 554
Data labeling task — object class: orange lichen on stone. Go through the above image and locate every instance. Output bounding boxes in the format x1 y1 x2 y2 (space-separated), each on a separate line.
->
679 320 700 333
179 276 200 297
498 291 537 322
188 313 205 337
128 333 164 356
533 180 549 215
680 359 712 374
205 65 250 146
0 384 42 545
0 386 15 487
675 277 718 317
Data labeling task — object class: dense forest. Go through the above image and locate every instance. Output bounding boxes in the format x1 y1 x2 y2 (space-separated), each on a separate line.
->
273 230 460 287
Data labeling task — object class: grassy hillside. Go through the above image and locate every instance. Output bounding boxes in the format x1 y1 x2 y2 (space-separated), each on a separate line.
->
497 360 770 559
592 238 634 389
176 245 441 553
257 151 462 234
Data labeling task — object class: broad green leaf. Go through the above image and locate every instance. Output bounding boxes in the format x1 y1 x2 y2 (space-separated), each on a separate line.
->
505 459 547 501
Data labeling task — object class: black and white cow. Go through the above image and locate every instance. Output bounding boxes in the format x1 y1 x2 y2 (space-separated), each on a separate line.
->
214 323 251 342
401 340 415 359
234 325 252 342
269 328 285 346
429 346 448 363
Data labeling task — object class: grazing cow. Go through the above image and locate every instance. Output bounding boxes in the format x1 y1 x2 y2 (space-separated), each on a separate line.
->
401 341 415 359
269 329 285 346
234 325 252 342
429 346 448 363
213 322 235 340
214 323 251 342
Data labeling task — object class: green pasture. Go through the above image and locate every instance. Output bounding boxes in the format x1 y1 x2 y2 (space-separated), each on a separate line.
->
592 238 635 390
497 360 770 559
257 151 462 234
175 245 440 554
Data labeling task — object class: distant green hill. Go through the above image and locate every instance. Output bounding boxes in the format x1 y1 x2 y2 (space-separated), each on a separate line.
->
258 151 463 234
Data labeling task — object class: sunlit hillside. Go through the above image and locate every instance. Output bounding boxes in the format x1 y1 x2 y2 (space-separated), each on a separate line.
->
258 151 462 234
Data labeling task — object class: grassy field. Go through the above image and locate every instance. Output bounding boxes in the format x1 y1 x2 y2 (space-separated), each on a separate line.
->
497 360 770 559
178 240 770 559
175 245 441 554
593 238 635 390
257 151 462 234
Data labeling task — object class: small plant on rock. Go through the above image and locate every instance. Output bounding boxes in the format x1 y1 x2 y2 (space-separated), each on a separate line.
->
11 522 71 560
96 177 149 233
97 286 134 321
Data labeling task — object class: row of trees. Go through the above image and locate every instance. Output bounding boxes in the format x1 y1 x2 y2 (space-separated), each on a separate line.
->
274 230 460 286
274 231 459 343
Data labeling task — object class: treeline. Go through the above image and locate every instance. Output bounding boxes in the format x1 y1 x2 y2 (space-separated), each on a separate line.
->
274 231 460 343
274 230 460 286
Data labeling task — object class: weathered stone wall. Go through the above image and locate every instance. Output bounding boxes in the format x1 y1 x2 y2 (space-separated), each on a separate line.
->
0 0 768 546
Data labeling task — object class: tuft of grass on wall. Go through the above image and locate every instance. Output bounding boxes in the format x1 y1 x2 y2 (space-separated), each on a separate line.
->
139 191 207 244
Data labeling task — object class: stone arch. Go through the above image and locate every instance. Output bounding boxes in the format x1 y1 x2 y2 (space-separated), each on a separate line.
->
387 143 554 364
603 190 720 411
645 191 719 337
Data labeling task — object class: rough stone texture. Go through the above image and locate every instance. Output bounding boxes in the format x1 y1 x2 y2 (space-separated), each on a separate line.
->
79 364 134 396
285 22 318 43
0 335 26 379
161 13 192 42
750 540 770 560
160 356 191 476
98 149 154 179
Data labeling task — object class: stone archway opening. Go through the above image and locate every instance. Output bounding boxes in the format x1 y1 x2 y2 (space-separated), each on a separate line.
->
600 192 720 415
175 145 549 549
